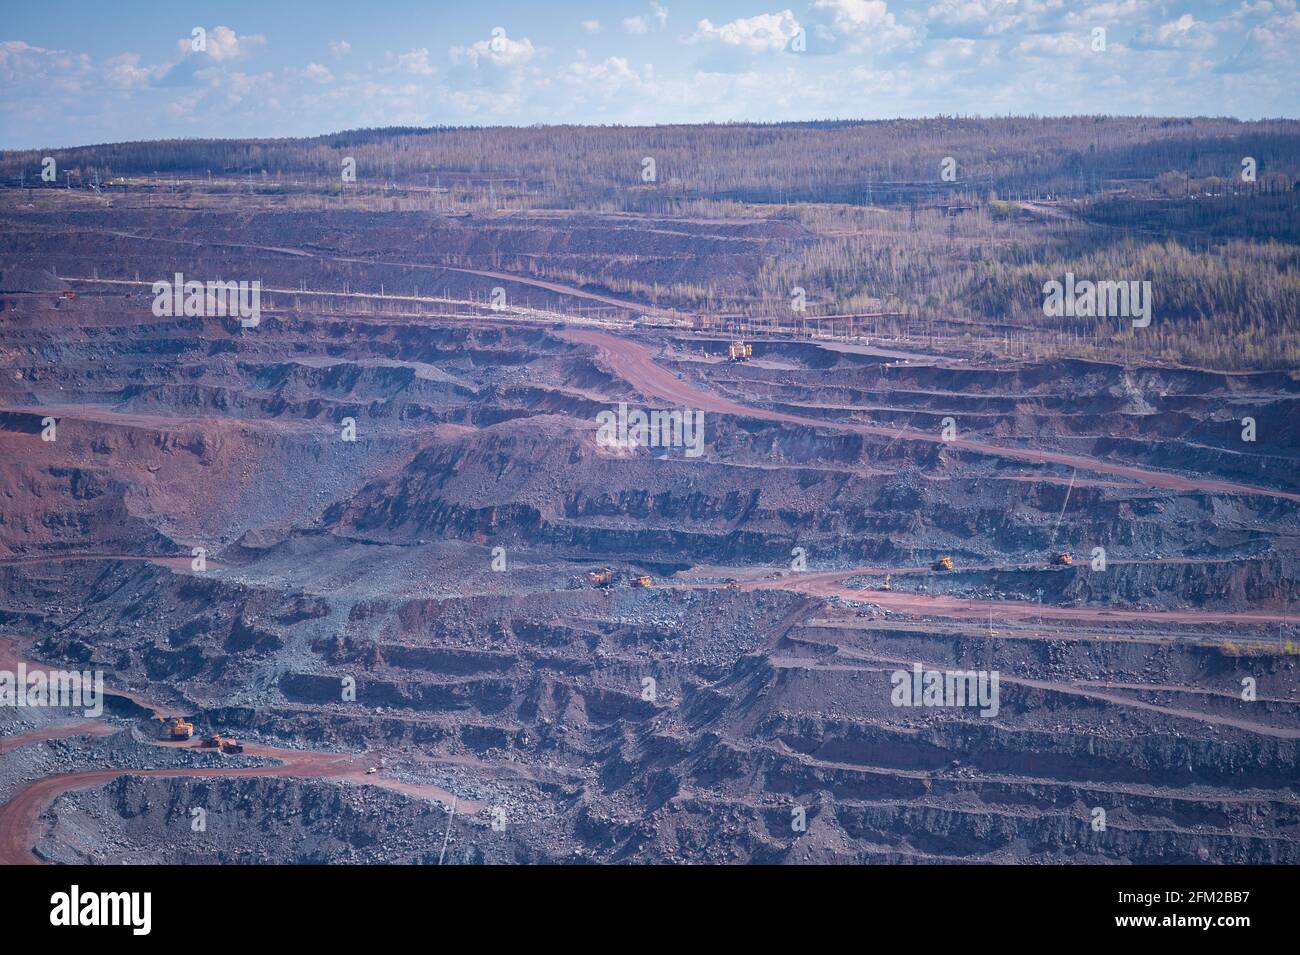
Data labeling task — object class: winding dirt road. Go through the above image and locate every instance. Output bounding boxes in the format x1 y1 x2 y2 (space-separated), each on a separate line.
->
0 722 115 755
563 328 1300 503
0 635 477 865
734 568 1300 626
52 248 1296 505
773 642 1300 740
0 735 476 865
70 227 686 319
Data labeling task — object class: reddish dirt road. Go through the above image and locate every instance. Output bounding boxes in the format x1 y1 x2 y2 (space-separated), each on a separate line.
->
0 553 197 573
786 579 1293 626
77 229 686 319
564 328 1300 503
744 570 1300 626
0 722 115 755
667 566 1300 627
775 643 1300 740
437 264 684 318
0 737 477 865
1 637 477 864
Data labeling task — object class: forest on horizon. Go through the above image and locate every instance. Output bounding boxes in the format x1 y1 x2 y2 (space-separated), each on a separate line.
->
3 115 1298 371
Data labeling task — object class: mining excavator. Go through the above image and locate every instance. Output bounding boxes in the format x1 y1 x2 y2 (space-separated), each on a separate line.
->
932 556 954 572
158 716 194 740
1053 552 1074 566
585 567 615 588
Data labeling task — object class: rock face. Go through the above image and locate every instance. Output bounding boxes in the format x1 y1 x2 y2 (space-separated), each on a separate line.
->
39 777 458 866
1 178 1298 866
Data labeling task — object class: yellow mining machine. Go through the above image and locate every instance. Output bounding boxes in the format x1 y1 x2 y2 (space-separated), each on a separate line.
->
159 716 194 740
585 567 615 588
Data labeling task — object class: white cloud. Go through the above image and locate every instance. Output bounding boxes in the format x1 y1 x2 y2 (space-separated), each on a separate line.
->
1230 0 1283 17
691 10 803 54
1076 1 1144 19
178 25 266 63
0 38 53 72
625 2 668 34
927 0 1040 34
4 0 1299 149
1160 13 1204 42
1016 32 1091 57
812 0 915 51
1246 9 1300 57
213 69 274 105
923 37 979 69
104 52 157 89
1134 14 1217 50
561 55 648 100
389 48 435 75
0 40 92 92
449 31 537 68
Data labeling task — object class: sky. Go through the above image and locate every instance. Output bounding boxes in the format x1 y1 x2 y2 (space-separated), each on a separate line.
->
1 0 1297 149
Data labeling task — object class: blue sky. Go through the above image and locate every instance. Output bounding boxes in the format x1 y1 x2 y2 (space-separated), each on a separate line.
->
2 0 1297 149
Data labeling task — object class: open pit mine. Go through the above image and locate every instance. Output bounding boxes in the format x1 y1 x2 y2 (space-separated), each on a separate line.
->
1 120 1298 867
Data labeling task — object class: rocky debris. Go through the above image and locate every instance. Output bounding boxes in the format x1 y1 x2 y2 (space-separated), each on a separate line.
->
1 191 1297 865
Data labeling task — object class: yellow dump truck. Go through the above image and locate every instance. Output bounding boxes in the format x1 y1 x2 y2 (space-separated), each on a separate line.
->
1053 552 1074 566
202 733 245 754
728 341 753 362
933 556 954 572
